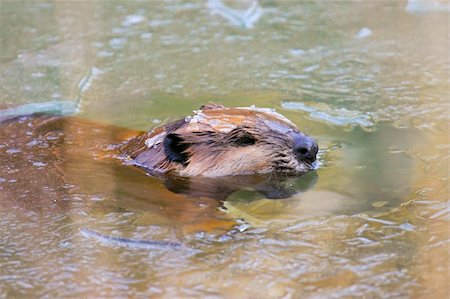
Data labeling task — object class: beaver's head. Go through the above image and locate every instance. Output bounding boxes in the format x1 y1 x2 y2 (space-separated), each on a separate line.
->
122 104 318 177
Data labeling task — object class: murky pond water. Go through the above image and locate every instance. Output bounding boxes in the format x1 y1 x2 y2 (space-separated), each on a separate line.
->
1 1 449 298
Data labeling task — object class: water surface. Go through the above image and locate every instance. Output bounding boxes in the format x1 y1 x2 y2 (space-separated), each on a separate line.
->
0 1 448 298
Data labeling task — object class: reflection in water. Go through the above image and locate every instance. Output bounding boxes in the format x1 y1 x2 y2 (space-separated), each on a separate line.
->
164 171 317 201
81 172 318 248
0 1 449 298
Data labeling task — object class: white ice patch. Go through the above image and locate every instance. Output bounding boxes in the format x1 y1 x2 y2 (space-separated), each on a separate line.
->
122 15 146 27
237 106 297 128
282 101 375 128
238 106 275 113
406 0 450 13
0 101 79 122
75 66 103 112
145 132 165 148
207 0 263 29
109 37 128 49
78 67 103 94
289 49 306 56
355 27 372 39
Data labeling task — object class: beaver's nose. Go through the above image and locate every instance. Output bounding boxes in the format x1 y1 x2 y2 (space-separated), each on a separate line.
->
293 135 318 164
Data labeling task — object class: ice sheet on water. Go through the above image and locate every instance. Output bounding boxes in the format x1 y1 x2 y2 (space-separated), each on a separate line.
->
281 100 375 128
355 27 372 39
406 0 450 13
0 101 79 122
207 0 263 28
121 15 146 27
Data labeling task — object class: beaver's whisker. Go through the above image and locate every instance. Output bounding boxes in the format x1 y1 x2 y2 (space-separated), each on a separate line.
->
271 170 279 185
267 170 274 183
270 170 276 183
303 125 310 135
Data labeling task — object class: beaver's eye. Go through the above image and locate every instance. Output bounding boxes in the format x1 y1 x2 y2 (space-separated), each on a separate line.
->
163 133 190 164
233 133 257 147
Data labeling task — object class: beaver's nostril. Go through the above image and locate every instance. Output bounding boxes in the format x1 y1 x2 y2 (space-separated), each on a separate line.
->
293 135 318 163
297 147 309 155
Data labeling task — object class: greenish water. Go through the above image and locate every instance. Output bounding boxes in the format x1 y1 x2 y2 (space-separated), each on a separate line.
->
0 1 449 298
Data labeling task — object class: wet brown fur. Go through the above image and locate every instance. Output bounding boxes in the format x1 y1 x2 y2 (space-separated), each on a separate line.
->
120 104 315 177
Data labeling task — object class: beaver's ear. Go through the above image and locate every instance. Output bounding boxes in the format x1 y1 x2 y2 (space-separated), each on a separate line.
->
229 128 257 147
232 133 256 146
199 103 225 110
163 133 190 165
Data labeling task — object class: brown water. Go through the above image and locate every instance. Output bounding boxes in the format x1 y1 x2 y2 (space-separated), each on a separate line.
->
0 1 449 298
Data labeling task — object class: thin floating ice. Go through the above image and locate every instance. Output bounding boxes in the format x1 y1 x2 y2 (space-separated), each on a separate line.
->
207 0 263 28
355 27 372 39
406 0 450 13
289 49 306 56
78 67 103 94
80 228 183 250
75 66 103 110
0 101 79 122
0 62 99 121
282 100 375 128
109 37 128 49
121 14 146 27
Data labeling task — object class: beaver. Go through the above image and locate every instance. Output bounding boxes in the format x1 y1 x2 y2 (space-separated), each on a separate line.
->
0 103 319 244
120 103 318 177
